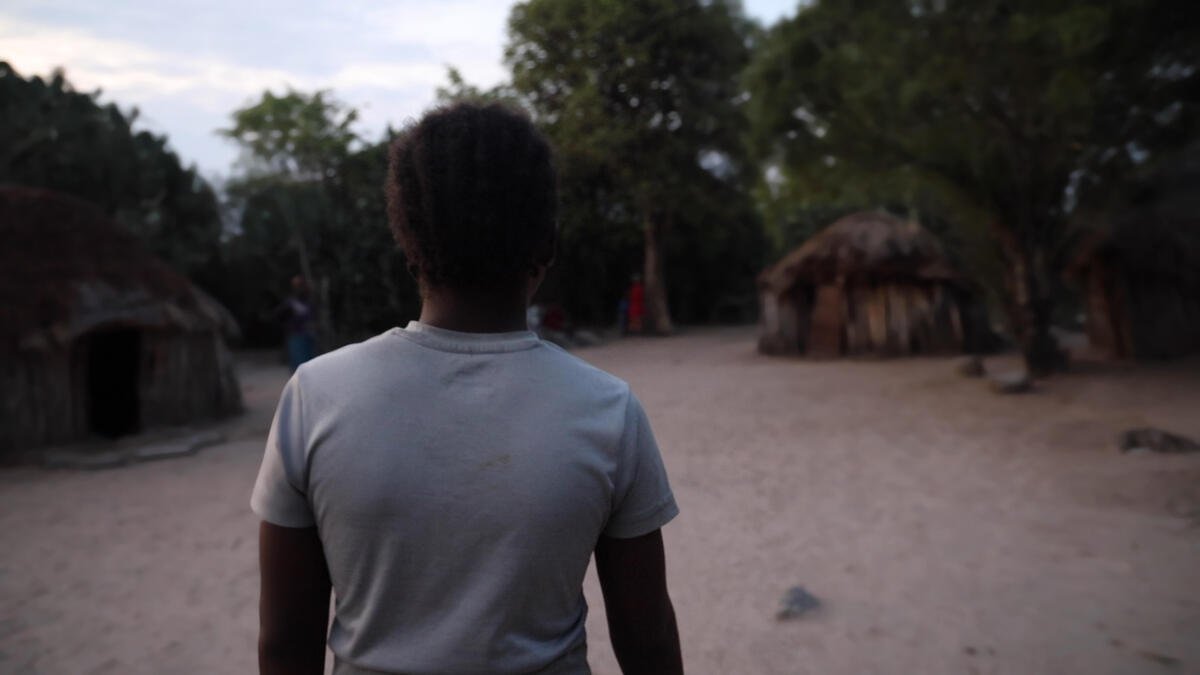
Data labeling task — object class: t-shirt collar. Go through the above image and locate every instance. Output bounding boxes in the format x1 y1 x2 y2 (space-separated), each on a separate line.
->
394 320 541 354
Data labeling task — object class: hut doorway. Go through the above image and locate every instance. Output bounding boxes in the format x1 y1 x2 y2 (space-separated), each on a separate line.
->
86 329 141 438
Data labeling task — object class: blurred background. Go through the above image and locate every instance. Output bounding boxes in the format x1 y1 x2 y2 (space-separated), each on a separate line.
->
1 1 1198 673
3 0 1193 358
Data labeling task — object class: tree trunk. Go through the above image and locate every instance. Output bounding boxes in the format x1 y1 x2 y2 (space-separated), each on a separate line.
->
996 223 1066 375
643 213 674 335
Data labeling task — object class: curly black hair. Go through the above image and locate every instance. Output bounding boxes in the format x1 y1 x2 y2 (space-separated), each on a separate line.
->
386 101 557 292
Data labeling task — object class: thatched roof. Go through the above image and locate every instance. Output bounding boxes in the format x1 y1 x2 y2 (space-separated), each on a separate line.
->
759 211 959 295
0 187 238 352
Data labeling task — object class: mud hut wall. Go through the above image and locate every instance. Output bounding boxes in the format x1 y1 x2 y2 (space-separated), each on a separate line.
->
759 291 780 336
140 331 240 428
886 285 911 354
757 291 790 355
918 285 963 353
918 283 964 355
0 351 82 455
787 287 812 354
778 294 800 354
212 336 243 416
839 281 966 356
1 330 242 455
844 287 865 353
808 283 845 357
948 295 965 347
760 276 973 358
863 286 888 352
902 284 943 354
758 288 809 355
842 287 859 353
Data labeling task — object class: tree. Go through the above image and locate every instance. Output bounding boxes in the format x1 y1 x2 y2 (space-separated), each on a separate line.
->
0 61 222 277
220 90 418 346
221 89 359 180
505 0 763 333
744 0 1200 373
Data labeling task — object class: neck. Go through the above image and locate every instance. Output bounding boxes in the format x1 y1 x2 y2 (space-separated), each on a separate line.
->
418 285 530 334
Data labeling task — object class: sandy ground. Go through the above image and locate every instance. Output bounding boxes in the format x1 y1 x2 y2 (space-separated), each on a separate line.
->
2 326 1199 675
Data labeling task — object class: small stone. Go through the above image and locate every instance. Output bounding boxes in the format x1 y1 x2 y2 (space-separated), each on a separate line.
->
1118 427 1200 454
989 371 1031 394
776 585 821 620
1137 650 1181 667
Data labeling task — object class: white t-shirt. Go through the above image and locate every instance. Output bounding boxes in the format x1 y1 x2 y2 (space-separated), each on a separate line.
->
251 322 678 675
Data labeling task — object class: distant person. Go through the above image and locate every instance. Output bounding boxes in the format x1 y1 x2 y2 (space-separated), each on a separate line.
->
251 102 682 675
627 274 645 334
278 275 317 371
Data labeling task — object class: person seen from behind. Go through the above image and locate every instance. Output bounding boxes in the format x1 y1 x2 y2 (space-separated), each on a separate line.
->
251 101 683 675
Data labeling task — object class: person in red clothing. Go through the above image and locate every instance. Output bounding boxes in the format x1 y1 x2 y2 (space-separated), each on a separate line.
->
627 274 645 334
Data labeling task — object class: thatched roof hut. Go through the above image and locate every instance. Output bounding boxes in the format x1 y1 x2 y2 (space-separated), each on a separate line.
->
0 187 242 455
758 211 988 357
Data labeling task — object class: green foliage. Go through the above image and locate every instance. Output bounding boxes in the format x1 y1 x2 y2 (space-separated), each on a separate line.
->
0 61 222 277
435 67 520 105
744 0 1200 369
503 0 767 325
747 0 1198 238
219 90 418 346
10 0 1195 351
220 89 359 179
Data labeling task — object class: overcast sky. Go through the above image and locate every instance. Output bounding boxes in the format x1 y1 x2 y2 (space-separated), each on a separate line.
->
2 0 798 179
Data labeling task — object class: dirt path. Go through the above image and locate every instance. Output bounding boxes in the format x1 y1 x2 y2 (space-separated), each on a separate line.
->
2 327 1198 674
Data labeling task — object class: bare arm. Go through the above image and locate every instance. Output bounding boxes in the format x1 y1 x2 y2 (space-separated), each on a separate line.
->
258 521 331 675
595 529 683 675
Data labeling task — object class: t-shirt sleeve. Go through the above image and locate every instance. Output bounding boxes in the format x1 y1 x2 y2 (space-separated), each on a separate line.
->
603 391 679 539
250 374 317 528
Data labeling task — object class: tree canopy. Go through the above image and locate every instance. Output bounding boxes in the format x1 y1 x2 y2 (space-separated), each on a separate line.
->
4 0 1197 362
744 0 1200 371
504 0 766 331
216 90 416 346
0 61 222 277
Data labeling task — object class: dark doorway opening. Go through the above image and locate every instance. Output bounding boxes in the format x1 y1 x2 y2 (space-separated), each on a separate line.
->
87 329 141 438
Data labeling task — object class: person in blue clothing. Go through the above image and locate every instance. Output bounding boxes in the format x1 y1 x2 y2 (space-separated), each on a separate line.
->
252 101 683 675
279 274 317 371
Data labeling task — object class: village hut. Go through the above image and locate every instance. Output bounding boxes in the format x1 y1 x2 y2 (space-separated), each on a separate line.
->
1066 216 1200 360
0 187 242 455
758 211 987 357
